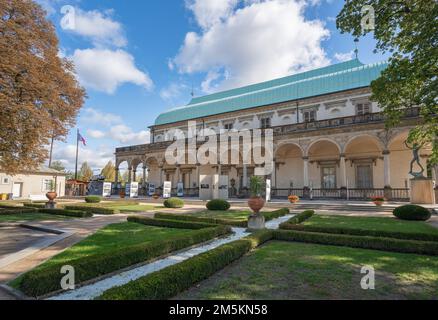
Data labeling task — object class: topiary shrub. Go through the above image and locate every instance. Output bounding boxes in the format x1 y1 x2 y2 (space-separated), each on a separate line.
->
206 199 230 211
85 196 102 203
163 197 184 208
393 205 431 221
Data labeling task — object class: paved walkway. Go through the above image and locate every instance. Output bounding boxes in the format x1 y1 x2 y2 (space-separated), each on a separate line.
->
49 214 294 300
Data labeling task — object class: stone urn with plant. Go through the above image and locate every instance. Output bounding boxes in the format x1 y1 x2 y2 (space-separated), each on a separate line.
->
247 176 266 230
45 180 57 202
45 179 57 209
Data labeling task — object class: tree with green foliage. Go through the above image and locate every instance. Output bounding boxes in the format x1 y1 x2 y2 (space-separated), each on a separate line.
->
337 0 437 163
50 160 65 172
78 162 93 182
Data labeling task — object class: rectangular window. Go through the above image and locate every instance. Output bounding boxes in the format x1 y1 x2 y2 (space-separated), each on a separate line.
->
1 177 10 185
356 103 371 115
224 122 233 130
260 117 271 129
42 179 54 192
321 166 336 189
356 164 373 188
303 110 316 122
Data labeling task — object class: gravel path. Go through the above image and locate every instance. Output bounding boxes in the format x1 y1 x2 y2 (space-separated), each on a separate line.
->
48 214 294 300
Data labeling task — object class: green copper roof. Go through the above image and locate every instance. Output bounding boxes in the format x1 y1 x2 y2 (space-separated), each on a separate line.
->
154 59 387 126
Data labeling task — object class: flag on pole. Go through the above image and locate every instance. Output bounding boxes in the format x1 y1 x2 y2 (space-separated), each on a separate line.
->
77 131 86 146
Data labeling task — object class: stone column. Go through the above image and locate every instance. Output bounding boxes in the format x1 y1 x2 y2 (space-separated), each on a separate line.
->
159 166 163 187
243 164 248 188
176 165 181 183
303 156 310 199
142 166 147 184
128 167 132 183
132 169 137 182
271 159 277 188
383 150 392 201
339 154 347 187
303 157 309 187
195 164 200 187
339 154 347 199
383 150 391 187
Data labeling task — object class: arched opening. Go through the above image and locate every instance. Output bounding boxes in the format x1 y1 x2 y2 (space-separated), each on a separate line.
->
344 135 382 188
275 143 304 196
307 139 341 189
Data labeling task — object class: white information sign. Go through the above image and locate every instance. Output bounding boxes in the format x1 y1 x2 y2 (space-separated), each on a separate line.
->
103 182 112 197
163 181 172 199
265 179 271 202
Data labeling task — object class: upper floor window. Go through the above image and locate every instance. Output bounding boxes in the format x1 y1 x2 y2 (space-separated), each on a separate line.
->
260 117 271 129
224 122 233 130
356 102 371 115
303 110 317 123
42 179 54 192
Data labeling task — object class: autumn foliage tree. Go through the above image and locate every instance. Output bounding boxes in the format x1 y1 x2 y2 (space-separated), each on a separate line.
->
0 0 85 174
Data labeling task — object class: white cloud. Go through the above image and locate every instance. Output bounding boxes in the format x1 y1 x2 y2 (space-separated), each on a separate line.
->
159 82 191 106
53 144 113 171
186 0 239 30
71 48 153 94
173 0 330 92
66 8 127 47
334 50 355 62
81 108 123 126
108 125 150 145
87 129 106 139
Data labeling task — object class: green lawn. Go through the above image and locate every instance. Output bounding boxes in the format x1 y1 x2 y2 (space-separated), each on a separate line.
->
35 222 194 267
303 215 438 236
0 213 70 223
188 210 252 221
177 241 438 300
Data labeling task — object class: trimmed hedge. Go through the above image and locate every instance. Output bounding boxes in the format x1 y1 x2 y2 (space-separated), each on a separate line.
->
278 223 438 242
273 230 438 256
128 216 228 230
155 208 290 228
279 210 314 229
163 198 184 208
98 230 274 300
155 212 247 227
64 205 120 215
18 225 230 297
85 196 102 203
22 203 46 209
394 205 431 221
263 208 290 221
38 208 93 218
0 207 38 215
206 199 231 211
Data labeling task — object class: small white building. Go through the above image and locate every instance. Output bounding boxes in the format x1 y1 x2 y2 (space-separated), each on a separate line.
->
0 166 67 200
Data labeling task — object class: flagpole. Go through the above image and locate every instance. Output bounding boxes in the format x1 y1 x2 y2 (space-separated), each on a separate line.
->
75 129 79 180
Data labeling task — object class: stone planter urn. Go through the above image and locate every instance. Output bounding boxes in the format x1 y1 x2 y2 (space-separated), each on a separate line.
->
247 197 266 230
373 200 384 207
152 194 160 200
119 190 126 199
45 191 57 202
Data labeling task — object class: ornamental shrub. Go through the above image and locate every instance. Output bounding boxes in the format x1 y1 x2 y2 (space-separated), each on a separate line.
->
393 205 431 221
85 196 102 203
206 199 230 211
163 197 184 208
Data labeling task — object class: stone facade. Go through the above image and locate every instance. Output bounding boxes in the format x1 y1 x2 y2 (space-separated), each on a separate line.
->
115 86 435 201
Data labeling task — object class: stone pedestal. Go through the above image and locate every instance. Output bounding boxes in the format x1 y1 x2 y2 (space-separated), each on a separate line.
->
247 214 265 231
45 201 57 209
410 179 436 204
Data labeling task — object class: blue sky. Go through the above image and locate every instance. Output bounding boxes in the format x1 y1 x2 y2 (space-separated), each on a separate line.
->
38 0 387 173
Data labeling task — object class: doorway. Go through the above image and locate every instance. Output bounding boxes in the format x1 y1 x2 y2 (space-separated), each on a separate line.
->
13 182 23 198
